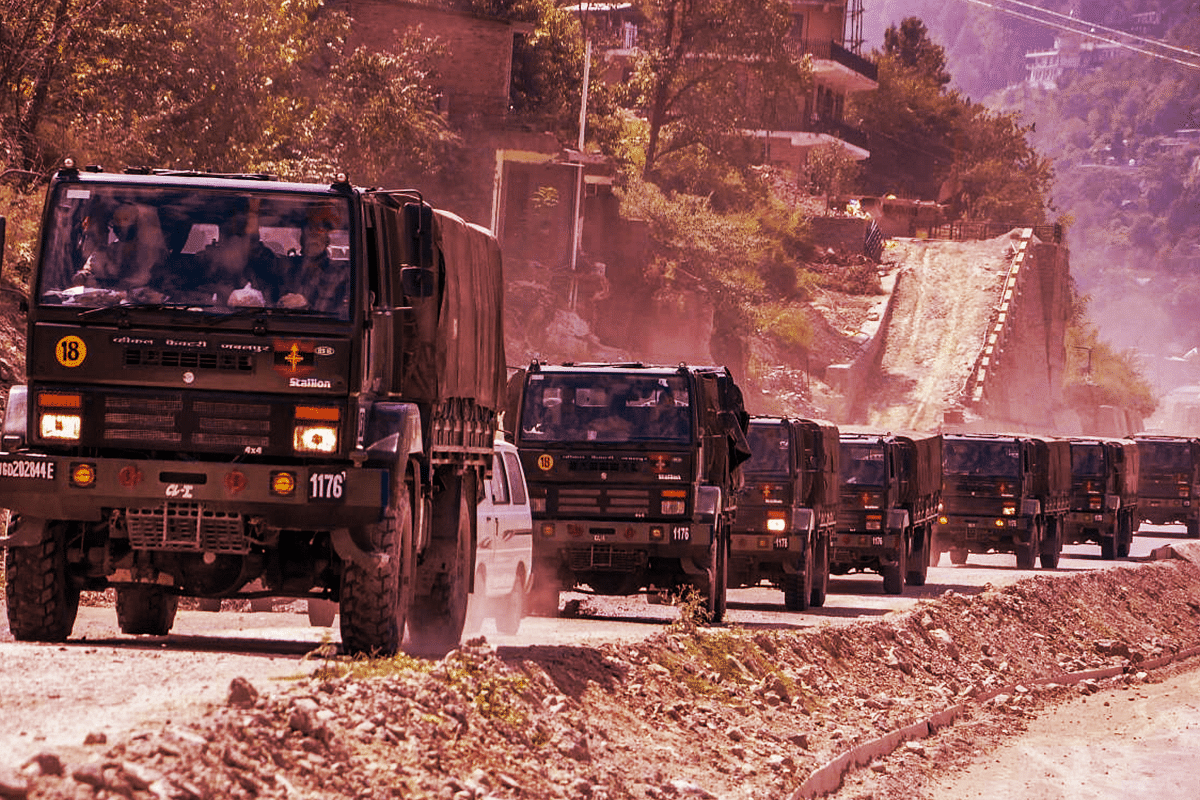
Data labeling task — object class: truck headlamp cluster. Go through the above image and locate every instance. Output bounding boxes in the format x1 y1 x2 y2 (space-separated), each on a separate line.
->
293 406 340 454
38 392 82 442
766 514 787 532
661 488 687 515
1001 505 1016 516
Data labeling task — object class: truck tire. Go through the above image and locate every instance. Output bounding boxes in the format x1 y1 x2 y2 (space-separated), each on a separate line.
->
115 585 179 635
1015 521 1040 570
1188 518 1200 539
949 546 968 566
1099 536 1117 560
527 565 561 617
783 550 812 612
495 564 528 635
809 532 829 608
1039 517 1061 569
340 474 414 656
704 525 729 623
906 525 929 587
1117 512 1132 558
882 532 905 595
408 473 473 655
4 518 80 642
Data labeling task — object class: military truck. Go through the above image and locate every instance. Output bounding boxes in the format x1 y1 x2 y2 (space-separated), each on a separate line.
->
1062 437 1140 559
933 433 1069 569
0 162 506 656
729 417 839 611
511 362 750 622
833 430 942 594
1131 434 1200 538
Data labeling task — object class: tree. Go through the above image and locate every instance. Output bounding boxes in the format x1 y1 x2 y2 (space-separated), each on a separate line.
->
625 0 810 180
882 16 951 88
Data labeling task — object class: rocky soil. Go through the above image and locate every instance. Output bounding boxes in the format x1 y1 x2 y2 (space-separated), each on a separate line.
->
4 554 1200 800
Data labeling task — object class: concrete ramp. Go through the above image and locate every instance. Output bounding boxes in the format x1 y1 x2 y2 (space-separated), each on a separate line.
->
847 229 1070 433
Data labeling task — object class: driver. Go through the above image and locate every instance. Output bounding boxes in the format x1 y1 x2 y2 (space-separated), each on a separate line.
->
74 203 167 291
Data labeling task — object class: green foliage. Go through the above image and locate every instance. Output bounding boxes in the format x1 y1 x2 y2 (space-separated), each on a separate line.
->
850 22 1053 222
802 142 863 200
627 0 811 179
882 17 951 88
1064 292 1157 418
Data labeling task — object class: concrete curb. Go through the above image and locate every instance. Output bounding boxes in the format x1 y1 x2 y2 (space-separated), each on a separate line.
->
788 545 1200 799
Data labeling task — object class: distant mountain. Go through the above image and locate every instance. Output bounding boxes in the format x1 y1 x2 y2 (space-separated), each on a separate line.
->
862 1 1200 395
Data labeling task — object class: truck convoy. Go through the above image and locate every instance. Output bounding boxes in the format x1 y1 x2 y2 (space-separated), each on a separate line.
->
511 362 750 622
934 433 1069 569
833 430 942 594
1062 437 1140 559
730 416 839 611
1131 434 1200 538
0 162 506 656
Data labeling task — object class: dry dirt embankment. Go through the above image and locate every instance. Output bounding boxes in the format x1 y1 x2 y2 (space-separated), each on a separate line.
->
5 550 1200 800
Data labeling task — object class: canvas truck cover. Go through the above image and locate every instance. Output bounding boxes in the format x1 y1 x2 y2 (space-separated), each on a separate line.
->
1029 436 1071 500
894 433 943 507
798 419 840 511
431 209 506 412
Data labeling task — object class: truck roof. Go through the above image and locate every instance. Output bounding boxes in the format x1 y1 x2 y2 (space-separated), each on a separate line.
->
528 361 726 377
51 165 351 196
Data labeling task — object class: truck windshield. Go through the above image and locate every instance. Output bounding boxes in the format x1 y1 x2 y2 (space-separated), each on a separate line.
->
1070 443 1106 477
37 184 352 320
840 444 886 486
745 423 790 476
1139 441 1193 474
944 441 1021 478
520 374 691 444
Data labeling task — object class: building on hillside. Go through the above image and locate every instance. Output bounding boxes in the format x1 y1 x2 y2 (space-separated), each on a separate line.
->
746 1 877 174
1025 33 1122 90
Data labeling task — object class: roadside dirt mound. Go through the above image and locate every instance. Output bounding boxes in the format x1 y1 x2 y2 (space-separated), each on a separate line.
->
5 559 1200 800
858 234 1016 431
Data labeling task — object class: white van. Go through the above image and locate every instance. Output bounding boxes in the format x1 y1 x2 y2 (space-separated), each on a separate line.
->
465 439 534 635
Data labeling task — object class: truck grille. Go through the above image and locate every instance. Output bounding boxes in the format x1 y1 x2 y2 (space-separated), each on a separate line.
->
102 394 273 451
126 503 248 554
557 487 651 516
124 348 252 372
565 544 646 573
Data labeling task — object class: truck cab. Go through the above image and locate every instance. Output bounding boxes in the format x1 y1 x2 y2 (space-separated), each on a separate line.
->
730 417 839 611
934 433 1068 570
512 362 749 622
833 430 941 594
1063 437 1139 558
1132 434 1200 538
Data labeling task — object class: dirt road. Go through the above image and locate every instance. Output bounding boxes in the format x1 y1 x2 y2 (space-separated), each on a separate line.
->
927 664 1200 799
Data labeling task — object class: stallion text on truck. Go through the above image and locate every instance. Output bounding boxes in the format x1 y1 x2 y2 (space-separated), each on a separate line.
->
0 163 506 656
512 362 750 622
933 433 1069 569
833 430 942 594
1062 437 1140 559
1131 433 1200 538
729 416 839 611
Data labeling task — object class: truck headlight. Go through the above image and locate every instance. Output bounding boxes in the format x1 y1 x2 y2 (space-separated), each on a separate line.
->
293 406 340 454
41 412 82 441
38 392 82 441
766 515 787 532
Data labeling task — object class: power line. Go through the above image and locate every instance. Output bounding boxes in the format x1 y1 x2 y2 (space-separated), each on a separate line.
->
961 0 1200 71
995 0 1200 59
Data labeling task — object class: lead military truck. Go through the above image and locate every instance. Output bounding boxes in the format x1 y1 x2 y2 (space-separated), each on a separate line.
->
0 163 506 656
511 362 750 622
833 430 942 594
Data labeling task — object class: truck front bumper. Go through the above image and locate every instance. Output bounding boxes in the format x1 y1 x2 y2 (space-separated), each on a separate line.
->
533 517 716 573
0 452 388 531
935 515 1031 548
831 530 902 569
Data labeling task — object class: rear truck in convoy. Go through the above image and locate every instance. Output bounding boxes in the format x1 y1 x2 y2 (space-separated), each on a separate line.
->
0 162 506 655
729 417 839 611
511 362 750 622
1131 434 1200 538
832 430 942 594
1062 437 1140 559
933 433 1069 570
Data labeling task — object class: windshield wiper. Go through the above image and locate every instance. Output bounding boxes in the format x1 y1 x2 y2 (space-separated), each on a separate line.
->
78 301 217 318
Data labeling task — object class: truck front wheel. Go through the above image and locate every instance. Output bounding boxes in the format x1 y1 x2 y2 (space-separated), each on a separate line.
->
881 532 906 595
906 525 930 586
1016 521 1040 570
783 543 813 612
408 473 473 655
340 474 414 656
704 525 729 623
809 532 829 607
115 585 179 635
4 518 80 642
